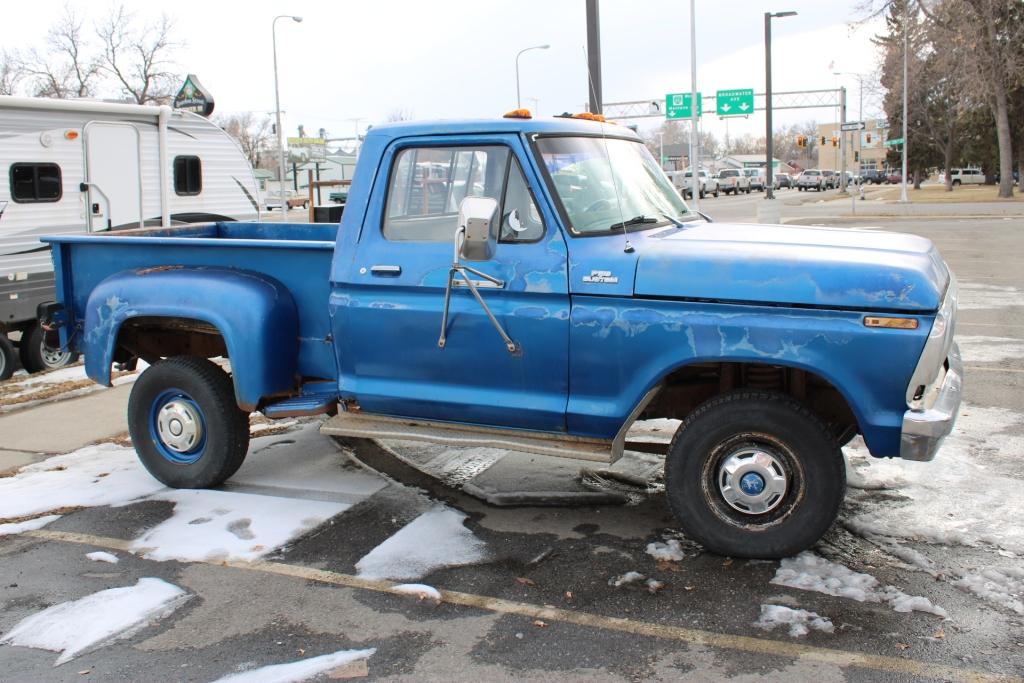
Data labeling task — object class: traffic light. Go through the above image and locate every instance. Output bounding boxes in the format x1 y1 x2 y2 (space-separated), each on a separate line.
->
865 133 872 143
796 135 806 148
820 136 827 146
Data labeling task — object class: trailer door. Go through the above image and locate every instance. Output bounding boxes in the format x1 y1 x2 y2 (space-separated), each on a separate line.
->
83 121 143 231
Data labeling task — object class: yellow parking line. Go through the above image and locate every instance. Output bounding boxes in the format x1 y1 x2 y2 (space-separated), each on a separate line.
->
22 528 1020 683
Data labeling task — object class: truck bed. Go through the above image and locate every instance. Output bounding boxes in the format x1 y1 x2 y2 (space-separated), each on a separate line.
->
45 222 340 388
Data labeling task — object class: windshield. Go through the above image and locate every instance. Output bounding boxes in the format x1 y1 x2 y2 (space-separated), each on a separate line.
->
535 136 690 235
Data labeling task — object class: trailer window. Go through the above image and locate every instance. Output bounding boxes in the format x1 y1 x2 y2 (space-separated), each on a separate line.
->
10 163 62 203
174 156 202 196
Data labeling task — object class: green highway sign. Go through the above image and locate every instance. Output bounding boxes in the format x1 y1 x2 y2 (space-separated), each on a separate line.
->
666 92 702 119
884 137 905 147
716 88 754 117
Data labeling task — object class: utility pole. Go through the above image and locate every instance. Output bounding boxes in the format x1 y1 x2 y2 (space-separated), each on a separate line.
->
839 86 847 193
586 0 602 114
900 1 909 203
689 0 699 207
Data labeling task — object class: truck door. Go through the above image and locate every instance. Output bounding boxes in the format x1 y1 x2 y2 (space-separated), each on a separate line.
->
332 135 570 432
83 121 143 231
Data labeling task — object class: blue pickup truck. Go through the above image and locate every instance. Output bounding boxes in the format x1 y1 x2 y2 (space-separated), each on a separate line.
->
42 115 961 558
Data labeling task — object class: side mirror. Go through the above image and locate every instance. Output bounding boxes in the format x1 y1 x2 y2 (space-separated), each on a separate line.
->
458 196 498 262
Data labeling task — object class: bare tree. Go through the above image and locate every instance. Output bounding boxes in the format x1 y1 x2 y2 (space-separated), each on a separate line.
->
386 108 414 122
0 50 22 96
97 5 180 104
22 5 100 98
217 112 274 169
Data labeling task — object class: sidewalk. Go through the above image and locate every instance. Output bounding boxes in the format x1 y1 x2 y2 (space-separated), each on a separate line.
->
0 384 131 473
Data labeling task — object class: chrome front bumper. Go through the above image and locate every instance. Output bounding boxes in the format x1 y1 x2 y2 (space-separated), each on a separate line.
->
900 343 962 461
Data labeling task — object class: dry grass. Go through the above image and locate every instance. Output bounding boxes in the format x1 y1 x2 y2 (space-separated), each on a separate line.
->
855 183 1023 203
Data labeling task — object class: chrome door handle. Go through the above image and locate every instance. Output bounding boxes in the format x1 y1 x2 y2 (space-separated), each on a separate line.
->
370 265 401 276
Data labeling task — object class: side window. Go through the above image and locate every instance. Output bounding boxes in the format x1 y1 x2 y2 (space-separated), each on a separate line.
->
174 156 202 196
384 145 509 241
10 163 62 203
500 159 545 243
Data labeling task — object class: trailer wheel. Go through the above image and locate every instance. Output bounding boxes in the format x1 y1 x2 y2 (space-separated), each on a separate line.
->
128 356 250 488
664 390 845 559
19 323 79 373
0 335 16 381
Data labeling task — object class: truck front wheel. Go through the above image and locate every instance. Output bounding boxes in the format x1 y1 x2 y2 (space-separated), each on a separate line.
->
664 390 845 559
128 356 250 488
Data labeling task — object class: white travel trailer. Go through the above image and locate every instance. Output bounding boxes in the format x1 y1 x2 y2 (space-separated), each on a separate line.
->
0 96 260 378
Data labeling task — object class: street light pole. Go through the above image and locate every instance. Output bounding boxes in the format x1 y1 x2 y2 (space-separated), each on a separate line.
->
764 10 797 200
273 14 302 215
515 44 549 109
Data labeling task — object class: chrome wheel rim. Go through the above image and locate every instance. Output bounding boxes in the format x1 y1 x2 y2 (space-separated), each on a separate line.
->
717 447 789 515
41 342 72 368
156 399 205 453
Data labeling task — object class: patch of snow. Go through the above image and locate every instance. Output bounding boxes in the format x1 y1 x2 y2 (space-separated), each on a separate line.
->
955 335 1024 364
953 567 1024 615
392 584 442 602
85 551 119 564
754 604 834 637
957 282 1022 310
132 489 348 563
609 571 646 587
0 515 61 537
249 419 298 435
772 552 947 618
843 403 1024 554
645 578 665 593
207 648 376 683
355 506 488 581
0 444 164 519
0 577 189 665
646 539 686 562
625 418 680 444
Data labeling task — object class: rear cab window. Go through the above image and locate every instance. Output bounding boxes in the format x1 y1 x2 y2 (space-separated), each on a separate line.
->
383 145 544 244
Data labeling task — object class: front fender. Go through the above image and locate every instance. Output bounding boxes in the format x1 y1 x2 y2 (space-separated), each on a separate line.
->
84 267 299 410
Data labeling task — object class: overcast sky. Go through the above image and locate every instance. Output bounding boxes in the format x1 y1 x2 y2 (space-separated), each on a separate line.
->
3 1 887 145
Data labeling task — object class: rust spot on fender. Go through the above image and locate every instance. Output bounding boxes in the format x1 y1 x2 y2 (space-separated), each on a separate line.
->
135 265 185 276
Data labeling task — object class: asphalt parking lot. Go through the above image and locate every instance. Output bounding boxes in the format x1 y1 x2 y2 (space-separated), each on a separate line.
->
1 200 1023 682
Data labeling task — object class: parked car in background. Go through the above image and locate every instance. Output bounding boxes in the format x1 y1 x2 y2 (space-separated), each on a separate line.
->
845 172 859 186
822 170 838 189
796 169 825 191
672 169 719 199
329 189 349 204
265 189 309 211
742 168 766 192
861 169 886 185
716 169 751 195
887 172 903 184
946 168 984 186
773 173 792 190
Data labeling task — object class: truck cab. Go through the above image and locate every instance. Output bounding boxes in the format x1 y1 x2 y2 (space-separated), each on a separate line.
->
43 115 962 559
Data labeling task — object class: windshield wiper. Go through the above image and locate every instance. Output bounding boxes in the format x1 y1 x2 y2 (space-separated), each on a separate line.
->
609 215 658 231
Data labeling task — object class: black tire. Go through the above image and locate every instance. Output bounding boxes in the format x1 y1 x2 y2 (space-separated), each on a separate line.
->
952 179 961 187
19 323 79 374
0 335 16 381
713 189 719 198
128 356 250 488
664 390 846 558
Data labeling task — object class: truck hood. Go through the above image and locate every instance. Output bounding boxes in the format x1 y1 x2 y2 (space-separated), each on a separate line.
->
635 222 949 312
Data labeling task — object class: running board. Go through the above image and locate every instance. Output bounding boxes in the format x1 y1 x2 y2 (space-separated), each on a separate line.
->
320 411 616 463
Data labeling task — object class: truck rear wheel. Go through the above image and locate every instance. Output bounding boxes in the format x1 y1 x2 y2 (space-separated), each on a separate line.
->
128 356 250 488
19 323 79 373
664 390 845 559
0 335 16 381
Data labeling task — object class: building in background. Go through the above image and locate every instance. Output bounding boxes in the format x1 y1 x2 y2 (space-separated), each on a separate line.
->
816 119 888 173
